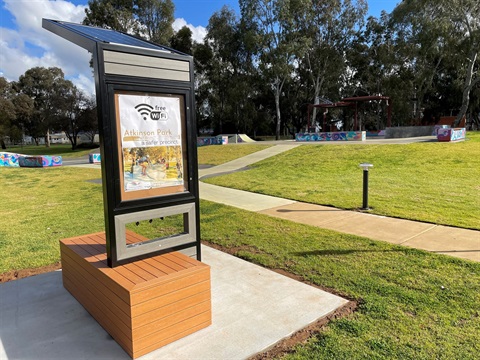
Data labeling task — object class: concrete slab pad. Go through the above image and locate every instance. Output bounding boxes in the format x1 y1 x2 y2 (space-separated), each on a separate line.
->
0 246 347 360
200 182 296 211
0 271 128 360
401 226 480 262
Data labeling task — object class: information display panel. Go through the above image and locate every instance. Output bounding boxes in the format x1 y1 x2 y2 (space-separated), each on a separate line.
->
115 91 188 201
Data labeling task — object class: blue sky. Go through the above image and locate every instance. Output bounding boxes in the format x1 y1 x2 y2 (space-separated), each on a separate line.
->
0 0 398 95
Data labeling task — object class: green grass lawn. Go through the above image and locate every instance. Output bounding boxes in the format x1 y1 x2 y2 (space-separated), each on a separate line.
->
5 144 97 158
201 201 480 360
205 132 480 229
1 142 479 359
0 167 104 272
197 143 272 165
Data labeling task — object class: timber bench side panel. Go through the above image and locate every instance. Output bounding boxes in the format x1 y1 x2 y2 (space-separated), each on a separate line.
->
60 231 211 359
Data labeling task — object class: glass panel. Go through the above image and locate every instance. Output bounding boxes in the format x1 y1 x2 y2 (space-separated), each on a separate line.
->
125 214 186 247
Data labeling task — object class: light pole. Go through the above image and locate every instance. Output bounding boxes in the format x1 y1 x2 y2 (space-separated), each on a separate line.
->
359 163 373 210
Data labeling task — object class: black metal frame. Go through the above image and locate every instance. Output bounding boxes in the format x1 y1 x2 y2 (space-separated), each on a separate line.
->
43 19 201 267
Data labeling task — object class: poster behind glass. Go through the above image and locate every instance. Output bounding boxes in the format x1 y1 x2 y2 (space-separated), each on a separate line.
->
116 92 187 201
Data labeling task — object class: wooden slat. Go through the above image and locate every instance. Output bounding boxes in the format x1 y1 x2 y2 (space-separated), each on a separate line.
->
170 251 203 266
150 253 188 272
132 290 210 328
142 257 177 275
62 270 133 339
60 242 134 297
63 236 139 290
63 276 134 355
130 267 210 305
133 311 212 355
130 262 210 293
82 234 147 285
131 280 210 317
122 262 158 282
133 301 211 339
135 320 211 358
61 250 131 316
133 258 169 278
162 252 197 269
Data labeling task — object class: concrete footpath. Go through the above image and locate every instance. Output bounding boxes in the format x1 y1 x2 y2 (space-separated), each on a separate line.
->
199 144 479 263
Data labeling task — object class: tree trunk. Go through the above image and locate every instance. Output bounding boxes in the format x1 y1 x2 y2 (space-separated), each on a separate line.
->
311 75 324 131
274 77 285 141
275 89 281 140
46 128 51 148
1 139 6 150
455 50 477 127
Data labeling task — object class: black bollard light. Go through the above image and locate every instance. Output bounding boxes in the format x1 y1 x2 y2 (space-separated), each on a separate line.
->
359 163 373 210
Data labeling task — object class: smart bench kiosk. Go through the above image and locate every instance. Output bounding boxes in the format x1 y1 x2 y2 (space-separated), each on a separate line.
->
43 19 210 358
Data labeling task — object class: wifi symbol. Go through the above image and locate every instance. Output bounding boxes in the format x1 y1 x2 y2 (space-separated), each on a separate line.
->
135 103 154 120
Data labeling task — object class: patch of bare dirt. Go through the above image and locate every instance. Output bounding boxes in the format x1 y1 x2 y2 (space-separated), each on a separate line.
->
0 262 61 283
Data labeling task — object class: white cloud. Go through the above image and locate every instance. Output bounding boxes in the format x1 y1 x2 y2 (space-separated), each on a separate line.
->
0 1 206 97
173 18 206 43
1 0 94 94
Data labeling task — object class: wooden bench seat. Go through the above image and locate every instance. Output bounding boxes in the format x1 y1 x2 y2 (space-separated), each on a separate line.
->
60 231 211 358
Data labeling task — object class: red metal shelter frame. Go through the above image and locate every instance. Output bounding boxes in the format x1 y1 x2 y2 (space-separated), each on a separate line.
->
307 95 392 131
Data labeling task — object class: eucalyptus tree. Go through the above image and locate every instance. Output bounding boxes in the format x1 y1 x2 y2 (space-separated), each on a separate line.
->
0 77 17 149
83 0 137 33
84 0 175 46
135 0 174 45
443 0 480 125
76 96 99 144
391 0 480 125
240 0 310 139
199 6 258 134
53 81 86 150
342 13 401 129
170 26 194 55
297 0 367 127
15 67 69 147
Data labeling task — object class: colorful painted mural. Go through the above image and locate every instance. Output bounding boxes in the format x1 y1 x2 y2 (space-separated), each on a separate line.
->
89 153 101 163
433 125 450 136
0 153 62 167
0 152 21 167
366 130 385 137
18 155 62 167
437 128 466 142
296 131 366 142
197 137 221 146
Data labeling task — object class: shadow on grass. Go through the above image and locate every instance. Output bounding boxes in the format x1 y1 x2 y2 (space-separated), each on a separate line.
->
276 208 345 213
294 248 412 256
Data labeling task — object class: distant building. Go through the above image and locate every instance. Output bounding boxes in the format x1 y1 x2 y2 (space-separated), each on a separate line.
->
49 132 99 144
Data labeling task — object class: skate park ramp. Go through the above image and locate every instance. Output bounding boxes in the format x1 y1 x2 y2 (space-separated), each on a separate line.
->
222 134 256 143
238 134 256 142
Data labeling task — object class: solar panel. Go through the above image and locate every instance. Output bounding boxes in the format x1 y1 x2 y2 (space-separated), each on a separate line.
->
43 19 181 54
